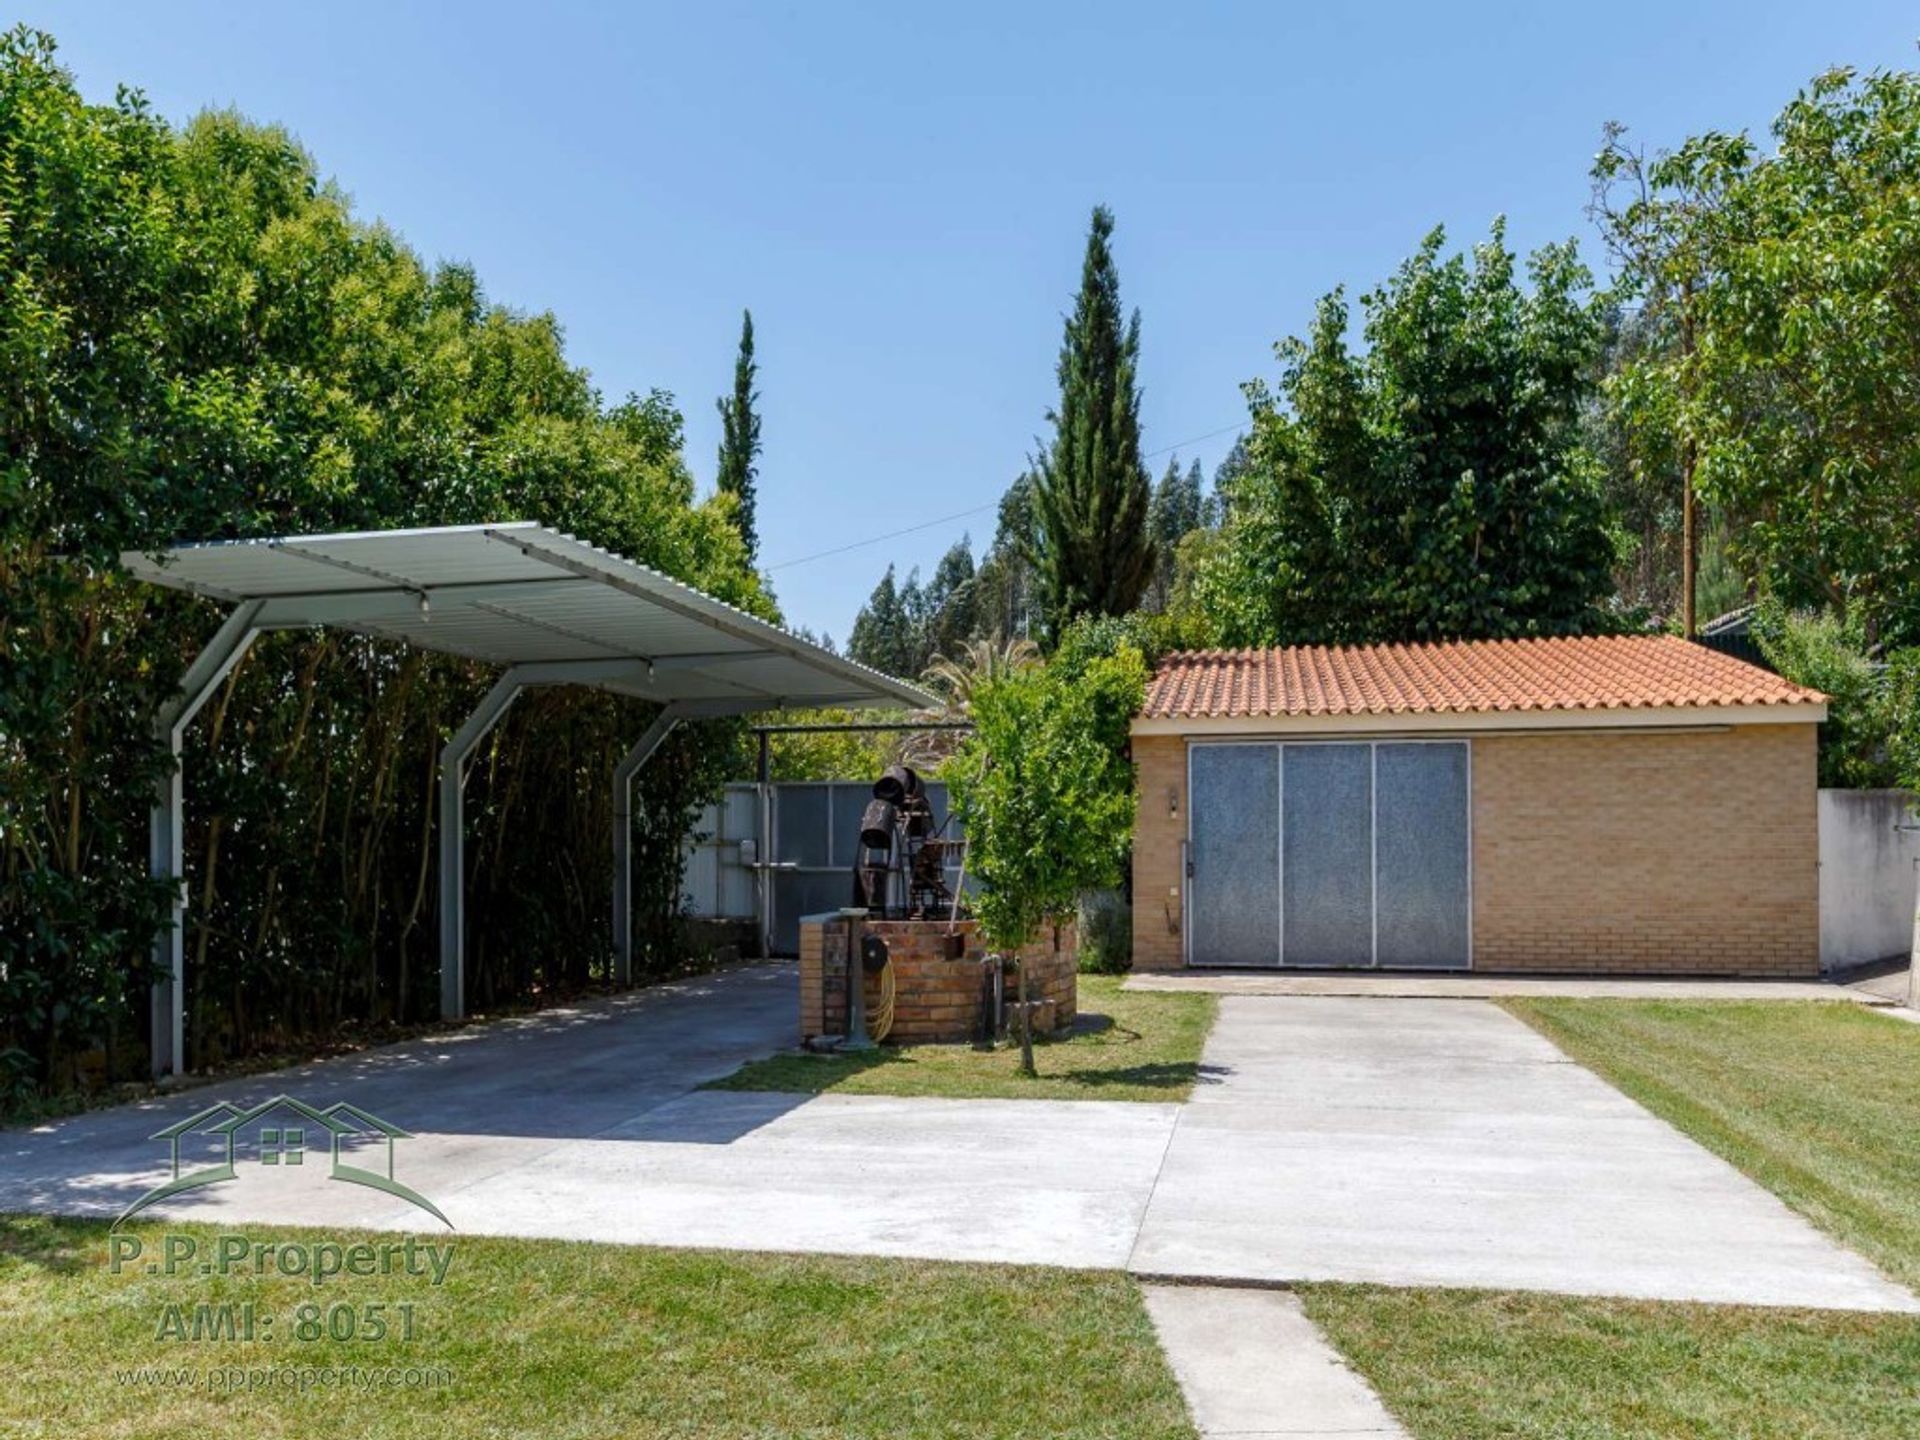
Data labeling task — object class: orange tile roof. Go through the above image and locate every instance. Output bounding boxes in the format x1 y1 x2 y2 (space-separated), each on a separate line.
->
1141 635 1825 720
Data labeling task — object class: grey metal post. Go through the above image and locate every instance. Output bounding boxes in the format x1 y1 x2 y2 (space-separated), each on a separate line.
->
439 671 526 1020
150 601 265 1079
612 707 685 985
756 729 771 959
839 907 876 1050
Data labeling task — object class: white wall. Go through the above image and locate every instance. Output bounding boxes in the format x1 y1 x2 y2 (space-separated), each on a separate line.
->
1819 789 1920 970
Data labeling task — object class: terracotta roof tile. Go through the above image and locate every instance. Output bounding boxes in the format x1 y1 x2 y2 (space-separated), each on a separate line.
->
1140 635 1825 720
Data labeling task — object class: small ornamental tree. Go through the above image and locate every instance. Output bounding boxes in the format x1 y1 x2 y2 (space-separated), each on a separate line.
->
944 628 1146 1074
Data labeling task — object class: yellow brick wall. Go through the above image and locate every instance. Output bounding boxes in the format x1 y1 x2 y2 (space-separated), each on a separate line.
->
1471 724 1819 975
1130 734 1188 971
1129 723 1820 976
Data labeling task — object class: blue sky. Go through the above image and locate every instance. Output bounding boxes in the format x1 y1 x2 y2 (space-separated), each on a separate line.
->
34 3 1920 640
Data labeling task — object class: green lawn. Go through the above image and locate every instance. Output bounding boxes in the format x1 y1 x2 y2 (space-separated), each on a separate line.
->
1302 1285 1920 1440
707 974 1217 1102
1502 998 1920 1291
1 1214 1195 1440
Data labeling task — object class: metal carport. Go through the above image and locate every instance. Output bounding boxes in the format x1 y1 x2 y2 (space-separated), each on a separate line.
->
122 522 934 1078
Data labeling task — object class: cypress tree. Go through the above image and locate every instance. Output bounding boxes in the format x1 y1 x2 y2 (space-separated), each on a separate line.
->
1028 206 1155 641
715 309 762 560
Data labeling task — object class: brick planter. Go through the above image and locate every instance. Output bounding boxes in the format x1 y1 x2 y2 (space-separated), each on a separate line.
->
798 913 1077 1045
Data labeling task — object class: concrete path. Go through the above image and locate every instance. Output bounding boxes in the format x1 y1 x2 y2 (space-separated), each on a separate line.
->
1144 1285 1406 1440
1129 971 1891 1004
1130 996 1916 1311
5 972 1913 1311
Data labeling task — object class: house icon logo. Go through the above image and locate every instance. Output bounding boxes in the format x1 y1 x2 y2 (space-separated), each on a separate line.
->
114 1095 451 1229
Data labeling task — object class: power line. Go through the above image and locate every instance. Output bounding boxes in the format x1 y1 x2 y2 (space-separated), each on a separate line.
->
765 419 1246 573
766 502 998 572
1142 420 1245 461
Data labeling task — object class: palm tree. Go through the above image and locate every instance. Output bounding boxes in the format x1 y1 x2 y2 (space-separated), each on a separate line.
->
921 635 1041 713
893 635 1041 773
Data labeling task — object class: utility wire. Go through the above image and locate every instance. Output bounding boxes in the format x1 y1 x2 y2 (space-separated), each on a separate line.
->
765 419 1246 573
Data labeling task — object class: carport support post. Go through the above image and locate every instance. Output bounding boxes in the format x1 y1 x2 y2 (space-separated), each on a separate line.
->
150 601 265 1079
611 707 686 986
439 671 527 1021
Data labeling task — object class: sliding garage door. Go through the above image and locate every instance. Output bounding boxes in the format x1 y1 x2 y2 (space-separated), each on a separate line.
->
1281 744 1374 967
1186 740 1470 970
1187 745 1280 967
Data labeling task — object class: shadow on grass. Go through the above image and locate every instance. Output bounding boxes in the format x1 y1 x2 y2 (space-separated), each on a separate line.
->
1045 1061 1228 1092
0 1213 95 1275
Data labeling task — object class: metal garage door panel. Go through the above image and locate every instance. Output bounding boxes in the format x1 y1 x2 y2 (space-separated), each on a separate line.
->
1373 743 1471 969
1188 745 1280 967
1282 744 1374 968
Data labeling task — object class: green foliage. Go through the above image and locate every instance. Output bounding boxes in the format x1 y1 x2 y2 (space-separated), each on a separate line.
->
1753 602 1916 790
0 29 763 1091
921 635 1040 714
845 565 918 677
846 537 984 680
1194 223 1617 646
1027 206 1156 641
1886 653 1920 796
974 474 1042 643
1075 890 1132 975
748 710 897 783
943 640 1147 958
714 309 762 561
1143 457 1204 612
921 536 980 663
1596 68 1920 647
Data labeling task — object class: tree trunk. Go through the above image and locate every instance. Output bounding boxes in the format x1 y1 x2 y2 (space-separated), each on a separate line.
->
1016 953 1035 1077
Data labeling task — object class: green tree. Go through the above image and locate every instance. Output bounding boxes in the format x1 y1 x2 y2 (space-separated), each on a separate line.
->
943 628 1146 1074
1752 602 1914 790
1596 68 1920 648
714 309 762 561
1027 206 1155 641
1194 223 1615 646
1144 457 1204 612
0 28 764 1096
1207 436 1250 526
975 472 1042 642
846 565 917 677
922 536 980 662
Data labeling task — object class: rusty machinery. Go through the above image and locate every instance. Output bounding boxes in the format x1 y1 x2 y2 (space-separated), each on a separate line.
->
850 764 962 919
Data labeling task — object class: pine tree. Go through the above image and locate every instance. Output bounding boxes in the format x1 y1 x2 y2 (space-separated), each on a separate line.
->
977 472 1041 642
715 309 762 560
1027 206 1155 641
1146 456 1204 610
1207 436 1250 527
923 536 980 661
847 565 916 677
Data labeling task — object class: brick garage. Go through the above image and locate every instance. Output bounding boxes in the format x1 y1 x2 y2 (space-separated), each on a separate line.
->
1131 635 1826 977
799 914 1077 1044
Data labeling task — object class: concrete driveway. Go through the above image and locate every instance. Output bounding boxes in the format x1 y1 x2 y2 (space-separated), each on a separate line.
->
0 962 1175 1269
1130 996 1915 1310
3 971 1911 1309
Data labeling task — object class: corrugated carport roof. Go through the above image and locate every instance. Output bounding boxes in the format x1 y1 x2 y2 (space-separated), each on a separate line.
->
122 521 933 710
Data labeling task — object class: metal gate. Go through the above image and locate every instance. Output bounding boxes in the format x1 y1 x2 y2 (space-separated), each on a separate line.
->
681 781 965 956
1186 740 1470 970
